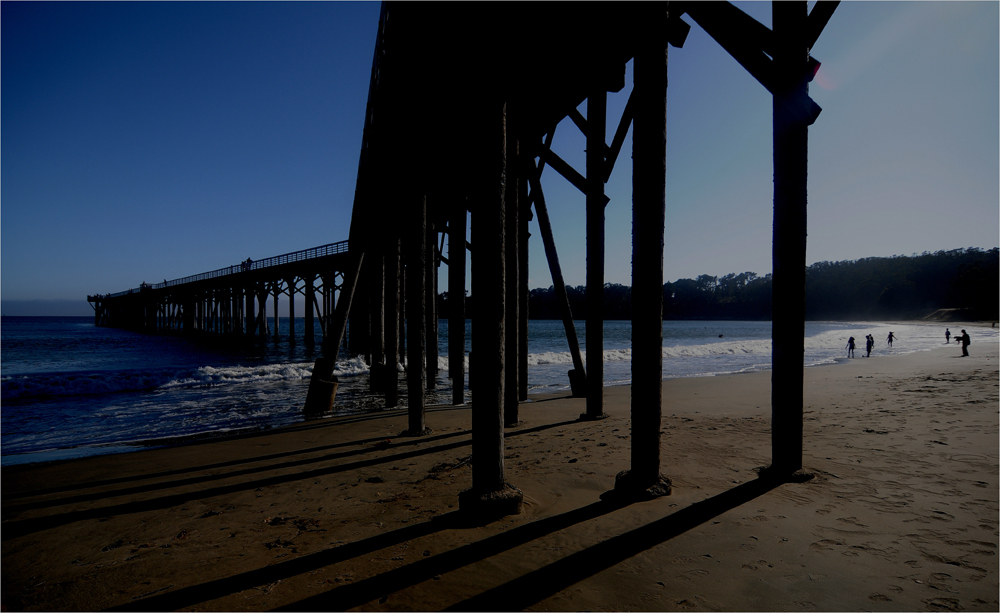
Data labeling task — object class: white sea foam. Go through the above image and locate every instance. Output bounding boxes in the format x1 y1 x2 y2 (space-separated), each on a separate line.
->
0 356 375 402
661 339 771 358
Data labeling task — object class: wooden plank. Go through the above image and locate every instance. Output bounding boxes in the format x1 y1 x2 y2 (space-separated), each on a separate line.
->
529 169 587 393
605 91 633 181
806 1 840 50
685 2 775 93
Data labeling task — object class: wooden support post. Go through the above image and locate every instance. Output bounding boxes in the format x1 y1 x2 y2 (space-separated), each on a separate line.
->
221 290 227 334
504 130 521 426
257 283 268 338
385 238 400 407
286 279 296 344
184 297 195 332
585 87 608 420
530 173 587 396
449 204 467 405
405 194 429 435
518 172 530 402
460 97 522 517
305 251 364 415
304 275 315 344
348 270 369 357
615 5 671 499
425 221 438 390
272 282 280 340
245 284 255 337
398 265 406 362
769 0 810 477
370 253 385 375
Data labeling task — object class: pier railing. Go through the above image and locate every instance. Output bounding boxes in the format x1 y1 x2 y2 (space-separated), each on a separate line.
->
94 240 350 299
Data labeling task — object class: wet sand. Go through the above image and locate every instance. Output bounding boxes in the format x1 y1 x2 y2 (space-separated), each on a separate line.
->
2 331 997 611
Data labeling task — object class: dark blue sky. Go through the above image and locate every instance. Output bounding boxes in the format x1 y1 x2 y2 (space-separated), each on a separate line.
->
3 2 998 315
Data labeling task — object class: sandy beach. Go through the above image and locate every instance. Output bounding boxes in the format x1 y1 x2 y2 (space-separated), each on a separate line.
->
2 329 997 612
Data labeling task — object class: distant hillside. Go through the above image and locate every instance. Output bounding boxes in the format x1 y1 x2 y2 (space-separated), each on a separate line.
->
441 247 999 321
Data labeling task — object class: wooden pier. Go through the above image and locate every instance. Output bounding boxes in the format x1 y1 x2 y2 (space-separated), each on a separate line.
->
89 1 839 518
87 241 353 344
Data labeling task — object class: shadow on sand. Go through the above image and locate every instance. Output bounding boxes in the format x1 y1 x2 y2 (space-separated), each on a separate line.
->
115 475 788 611
1 418 580 541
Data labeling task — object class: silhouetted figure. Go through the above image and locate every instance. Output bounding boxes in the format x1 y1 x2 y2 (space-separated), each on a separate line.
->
886 331 896 348
958 329 970 357
945 328 951 344
846 336 856 358
865 334 873 358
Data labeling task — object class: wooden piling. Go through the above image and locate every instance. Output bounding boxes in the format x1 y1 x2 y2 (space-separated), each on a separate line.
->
585 87 608 420
405 194 429 435
769 0 810 476
616 5 671 499
286 278 296 344
518 172 530 402
245 284 255 337
425 221 438 390
449 204 467 405
460 96 522 517
370 253 385 375
304 275 315 343
504 129 521 426
385 238 400 406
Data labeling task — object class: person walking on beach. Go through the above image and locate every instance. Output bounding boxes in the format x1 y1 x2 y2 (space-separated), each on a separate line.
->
846 336 856 358
886 331 896 348
865 334 874 358
945 328 951 344
957 329 971 357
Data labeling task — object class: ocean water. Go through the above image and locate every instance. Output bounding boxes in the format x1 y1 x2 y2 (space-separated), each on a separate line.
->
2 316 988 466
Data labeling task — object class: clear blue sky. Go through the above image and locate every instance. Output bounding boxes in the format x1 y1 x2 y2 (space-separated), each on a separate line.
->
3 2 997 315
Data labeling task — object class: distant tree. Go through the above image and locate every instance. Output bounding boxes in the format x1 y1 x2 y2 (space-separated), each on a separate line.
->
469 248 998 321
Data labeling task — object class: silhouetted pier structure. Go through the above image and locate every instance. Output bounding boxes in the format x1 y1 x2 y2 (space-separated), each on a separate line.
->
87 240 353 344
89 1 839 518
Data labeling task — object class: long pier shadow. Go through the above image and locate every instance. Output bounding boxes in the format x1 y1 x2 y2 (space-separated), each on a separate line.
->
4 405 468 501
1 418 581 541
2 430 471 514
273 476 785 611
444 476 785 611
113 497 629 612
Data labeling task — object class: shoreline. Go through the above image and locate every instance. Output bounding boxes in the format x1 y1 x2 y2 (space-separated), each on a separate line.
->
3 337 997 611
5 318 989 469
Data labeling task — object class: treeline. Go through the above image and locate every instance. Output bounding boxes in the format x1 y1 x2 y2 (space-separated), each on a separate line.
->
439 247 998 321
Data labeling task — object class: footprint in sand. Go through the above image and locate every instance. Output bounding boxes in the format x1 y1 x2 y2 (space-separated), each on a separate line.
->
677 569 710 582
924 597 962 611
809 539 843 551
